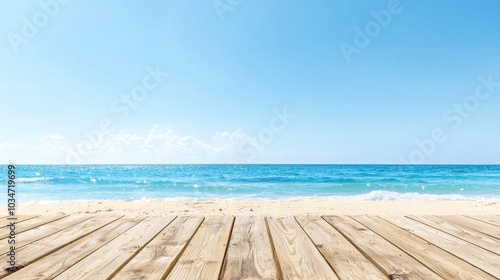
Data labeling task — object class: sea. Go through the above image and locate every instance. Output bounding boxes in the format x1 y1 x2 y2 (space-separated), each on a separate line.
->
4 165 500 204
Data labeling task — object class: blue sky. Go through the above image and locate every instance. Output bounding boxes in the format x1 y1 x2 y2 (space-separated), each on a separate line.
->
1 0 499 164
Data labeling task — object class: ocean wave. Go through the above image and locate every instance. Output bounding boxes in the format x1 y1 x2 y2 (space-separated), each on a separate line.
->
334 190 499 201
14 190 500 204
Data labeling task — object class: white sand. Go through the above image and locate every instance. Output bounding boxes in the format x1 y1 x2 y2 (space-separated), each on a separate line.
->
14 200 500 216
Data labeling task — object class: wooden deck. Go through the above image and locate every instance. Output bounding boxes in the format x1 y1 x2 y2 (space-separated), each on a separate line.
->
1 215 499 279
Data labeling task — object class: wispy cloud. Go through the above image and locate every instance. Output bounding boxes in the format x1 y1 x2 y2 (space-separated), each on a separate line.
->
0 126 273 164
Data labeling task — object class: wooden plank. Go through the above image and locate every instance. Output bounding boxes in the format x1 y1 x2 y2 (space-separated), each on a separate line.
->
114 216 204 279
166 216 234 280
0 215 92 254
354 216 496 279
296 216 386 280
266 216 338 280
441 216 500 240
408 215 500 256
323 215 441 279
6 216 144 280
382 216 500 278
54 216 175 280
467 216 500 227
0 216 67 239
0 215 38 225
221 216 278 280
4 215 499 279
0 216 121 278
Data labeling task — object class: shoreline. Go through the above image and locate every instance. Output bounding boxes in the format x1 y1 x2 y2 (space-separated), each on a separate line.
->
10 199 500 216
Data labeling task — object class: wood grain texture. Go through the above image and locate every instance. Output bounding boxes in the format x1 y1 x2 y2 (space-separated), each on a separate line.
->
0 216 67 239
323 215 442 280
54 216 175 280
466 215 500 227
0 215 91 255
296 216 386 280
221 216 278 280
354 215 496 280
267 216 338 280
382 216 500 278
114 216 204 279
0 216 120 278
0 215 38 226
166 216 234 280
407 215 500 256
6 216 144 280
2 215 498 280
440 216 500 240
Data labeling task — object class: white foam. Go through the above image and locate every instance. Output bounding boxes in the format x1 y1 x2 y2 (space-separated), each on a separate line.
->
304 190 500 201
11 190 500 204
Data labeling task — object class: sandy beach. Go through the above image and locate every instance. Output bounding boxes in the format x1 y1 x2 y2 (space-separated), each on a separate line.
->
16 199 500 216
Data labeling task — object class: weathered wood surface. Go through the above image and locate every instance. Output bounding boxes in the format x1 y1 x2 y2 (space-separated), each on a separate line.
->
354 215 496 279
166 216 234 280
441 215 500 240
382 216 500 278
114 216 204 279
1 215 498 280
267 216 339 279
55 216 176 280
0 215 65 239
0 215 91 255
324 215 442 279
296 215 386 280
0 215 39 226
407 215 500 256
0 216 120 278
7 216 144 279
221 216 278 280
467 215 500 227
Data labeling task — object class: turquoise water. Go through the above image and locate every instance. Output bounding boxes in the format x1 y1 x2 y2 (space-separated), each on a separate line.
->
4 165 500 203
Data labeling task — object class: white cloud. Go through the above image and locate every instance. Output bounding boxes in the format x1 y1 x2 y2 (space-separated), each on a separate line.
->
0 126 271 164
